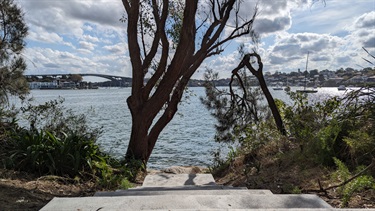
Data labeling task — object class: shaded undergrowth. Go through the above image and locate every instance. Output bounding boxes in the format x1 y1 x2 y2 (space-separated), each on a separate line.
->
208 86 375 208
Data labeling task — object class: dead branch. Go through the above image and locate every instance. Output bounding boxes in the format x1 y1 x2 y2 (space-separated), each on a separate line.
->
305 158 375 194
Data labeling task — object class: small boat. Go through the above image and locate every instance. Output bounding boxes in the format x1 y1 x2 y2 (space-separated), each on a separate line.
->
337 85 346 91
272 82 283 90
297 89 318 93
284 86 291 92
273 86 283 90
296 52 317 94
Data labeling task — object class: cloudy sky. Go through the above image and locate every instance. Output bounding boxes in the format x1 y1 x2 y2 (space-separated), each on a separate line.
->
16 0 375 80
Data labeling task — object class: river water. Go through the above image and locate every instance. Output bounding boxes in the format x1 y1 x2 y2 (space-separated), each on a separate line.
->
16 87 348 169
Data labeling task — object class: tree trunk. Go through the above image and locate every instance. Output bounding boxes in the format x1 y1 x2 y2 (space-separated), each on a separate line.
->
236 53 286 135
125 111 150 165
256 73 286 135
125 93 182 167
121 0 258 168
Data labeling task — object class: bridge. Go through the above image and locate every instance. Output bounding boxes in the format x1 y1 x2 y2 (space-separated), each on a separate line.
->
25 73 132 83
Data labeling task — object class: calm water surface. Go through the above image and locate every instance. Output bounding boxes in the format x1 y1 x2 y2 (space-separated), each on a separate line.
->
20 87 347 169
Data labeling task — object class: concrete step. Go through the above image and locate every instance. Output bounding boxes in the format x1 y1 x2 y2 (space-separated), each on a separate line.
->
41 194 332 210
94 187 273 196
142 173 216 187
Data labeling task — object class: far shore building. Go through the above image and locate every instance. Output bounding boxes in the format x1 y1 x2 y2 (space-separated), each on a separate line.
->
28 80 77 89
29 81 58 89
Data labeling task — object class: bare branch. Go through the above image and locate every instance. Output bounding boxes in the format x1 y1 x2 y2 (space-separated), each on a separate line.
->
306 158 375 193
142 0 163 71
208 9 257 53
363 47 375 60
122 0 130 12
143 0 170 99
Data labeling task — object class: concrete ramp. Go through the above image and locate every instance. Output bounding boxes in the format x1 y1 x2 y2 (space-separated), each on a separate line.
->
42 194 332 210
95 187 273 196
142 173 216 186
41 173 333 210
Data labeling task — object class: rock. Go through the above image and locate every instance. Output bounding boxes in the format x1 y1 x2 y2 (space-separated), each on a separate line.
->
162 166 205 174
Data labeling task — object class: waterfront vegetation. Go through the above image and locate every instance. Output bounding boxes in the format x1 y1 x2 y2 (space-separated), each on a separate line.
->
1 0 374 209
207 85 375 207
0 98 134 190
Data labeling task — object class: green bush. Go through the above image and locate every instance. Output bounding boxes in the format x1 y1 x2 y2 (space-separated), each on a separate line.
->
331 158 375 207
0 98 132 189
281 88 375 168
3 130 102 176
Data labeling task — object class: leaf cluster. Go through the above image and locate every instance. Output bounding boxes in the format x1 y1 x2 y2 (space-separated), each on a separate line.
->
0 98 132 188
201 68 269 144
281 87 375 168
0 0 29 104
331 158 375 207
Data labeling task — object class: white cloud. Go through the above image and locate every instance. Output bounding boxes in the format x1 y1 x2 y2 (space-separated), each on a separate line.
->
103 43 127 54
348 11 375 49
254 15 292 34
79 41 96 51
15 0 373 80
82 35 100 43
28 27 64 43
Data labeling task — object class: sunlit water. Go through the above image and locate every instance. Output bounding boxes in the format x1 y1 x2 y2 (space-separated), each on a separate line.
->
12 87 348 169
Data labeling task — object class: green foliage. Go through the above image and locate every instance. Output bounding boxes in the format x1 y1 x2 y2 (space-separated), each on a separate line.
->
201 68 269 144
331 158 375 207
331 157 351 183
209 146 240 175
3 129 104 177
341 175 374 207
92 158 133 189
166 1 184 48
281 88 375 167
0 98 132 189
20 97 101 140
0 0 29 104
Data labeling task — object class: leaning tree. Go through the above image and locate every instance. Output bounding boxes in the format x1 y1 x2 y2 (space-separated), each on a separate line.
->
121 0 258 166
0 0 29 104
230 52 286 135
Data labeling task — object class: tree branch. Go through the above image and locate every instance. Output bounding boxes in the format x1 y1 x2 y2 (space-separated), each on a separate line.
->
304 158 375 194
121 0 130 12
142 0 162 71
122 0 143 97
208 11 256 52
325 158 375 191
145 0 198 119
143 0 169 99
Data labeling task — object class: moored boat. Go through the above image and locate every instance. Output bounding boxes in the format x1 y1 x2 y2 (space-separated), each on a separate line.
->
338 85 346 91
296 52 318 94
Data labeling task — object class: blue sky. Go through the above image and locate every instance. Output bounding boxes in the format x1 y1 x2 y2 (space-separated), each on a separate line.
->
16 0 375 81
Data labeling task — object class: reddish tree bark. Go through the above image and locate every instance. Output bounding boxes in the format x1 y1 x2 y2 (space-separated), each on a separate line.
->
121 0 257 166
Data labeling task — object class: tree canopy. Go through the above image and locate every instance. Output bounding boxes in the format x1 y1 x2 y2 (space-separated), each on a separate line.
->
0 0 29 104
121 0 258 167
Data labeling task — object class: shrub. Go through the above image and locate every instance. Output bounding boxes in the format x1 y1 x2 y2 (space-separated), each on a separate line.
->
331 158 375 207
0 98 132 188
3 130 103 177
281 88 374 168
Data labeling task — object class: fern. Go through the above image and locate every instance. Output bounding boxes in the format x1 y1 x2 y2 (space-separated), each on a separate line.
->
342 175 374 207
331 157 375 207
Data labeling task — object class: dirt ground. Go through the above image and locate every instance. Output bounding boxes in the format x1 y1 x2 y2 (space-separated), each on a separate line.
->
0 166 199 210
0 169 96 210
1 164 374 210
213 155 375 209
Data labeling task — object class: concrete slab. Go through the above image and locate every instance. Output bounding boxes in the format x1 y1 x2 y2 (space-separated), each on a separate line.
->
142 173 216 187
129 185 248 190
94 188 273 196
41 194 332 210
